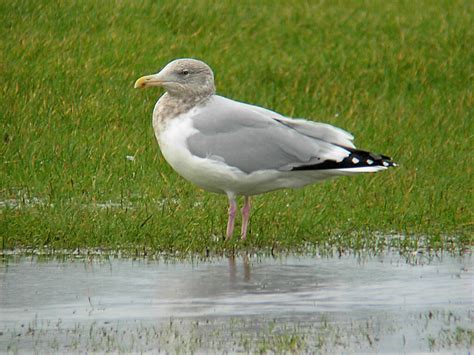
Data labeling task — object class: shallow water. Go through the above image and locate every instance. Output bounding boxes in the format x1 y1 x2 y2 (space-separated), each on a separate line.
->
1 252 472 353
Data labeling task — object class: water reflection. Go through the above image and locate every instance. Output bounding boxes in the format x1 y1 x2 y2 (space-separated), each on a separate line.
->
0 252 472 352
1 253 472 320
228 254 251 283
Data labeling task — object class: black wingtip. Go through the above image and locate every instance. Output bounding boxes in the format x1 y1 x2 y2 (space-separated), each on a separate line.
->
291 148 397 171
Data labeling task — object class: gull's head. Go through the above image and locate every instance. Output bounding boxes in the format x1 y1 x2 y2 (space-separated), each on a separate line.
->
134 58 215 98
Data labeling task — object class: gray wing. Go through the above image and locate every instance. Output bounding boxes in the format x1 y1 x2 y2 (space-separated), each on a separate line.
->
232 99 355 149
187 95 351 174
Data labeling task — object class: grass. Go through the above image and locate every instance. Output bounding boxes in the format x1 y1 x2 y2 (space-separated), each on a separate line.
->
4 311 472 353
1 0 472 254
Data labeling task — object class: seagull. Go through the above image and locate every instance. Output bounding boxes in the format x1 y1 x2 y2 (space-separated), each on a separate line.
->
135 58 396 240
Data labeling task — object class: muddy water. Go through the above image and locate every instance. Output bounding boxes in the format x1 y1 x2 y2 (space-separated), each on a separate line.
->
1 252 472 353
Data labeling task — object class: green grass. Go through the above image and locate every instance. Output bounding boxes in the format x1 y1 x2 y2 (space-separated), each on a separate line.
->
1 0 472 254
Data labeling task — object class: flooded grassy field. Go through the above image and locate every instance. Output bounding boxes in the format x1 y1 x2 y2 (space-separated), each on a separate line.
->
2 1 472 352
1 252 472 353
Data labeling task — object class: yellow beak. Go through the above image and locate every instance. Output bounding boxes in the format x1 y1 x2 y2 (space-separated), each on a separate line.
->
134 75 163 89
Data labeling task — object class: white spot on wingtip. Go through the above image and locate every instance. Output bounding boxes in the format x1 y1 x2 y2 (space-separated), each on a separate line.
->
352 157 359 164
367 159 373 165
383 161 389 167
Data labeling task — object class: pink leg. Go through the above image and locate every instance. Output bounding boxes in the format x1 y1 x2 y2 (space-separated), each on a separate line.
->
241 196 251 240
226 196 237 240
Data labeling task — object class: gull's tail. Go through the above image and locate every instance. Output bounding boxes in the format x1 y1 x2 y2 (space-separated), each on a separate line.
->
291 148 397 173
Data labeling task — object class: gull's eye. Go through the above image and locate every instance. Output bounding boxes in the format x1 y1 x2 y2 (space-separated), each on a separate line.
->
181 69 189 75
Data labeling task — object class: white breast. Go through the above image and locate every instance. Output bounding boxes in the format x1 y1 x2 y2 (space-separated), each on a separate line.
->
154 108 234 194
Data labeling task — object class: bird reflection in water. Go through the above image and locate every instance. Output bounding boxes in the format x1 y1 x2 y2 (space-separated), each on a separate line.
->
228 254 251 283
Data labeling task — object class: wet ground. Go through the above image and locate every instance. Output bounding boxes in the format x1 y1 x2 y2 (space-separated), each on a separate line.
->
1 252 472 353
